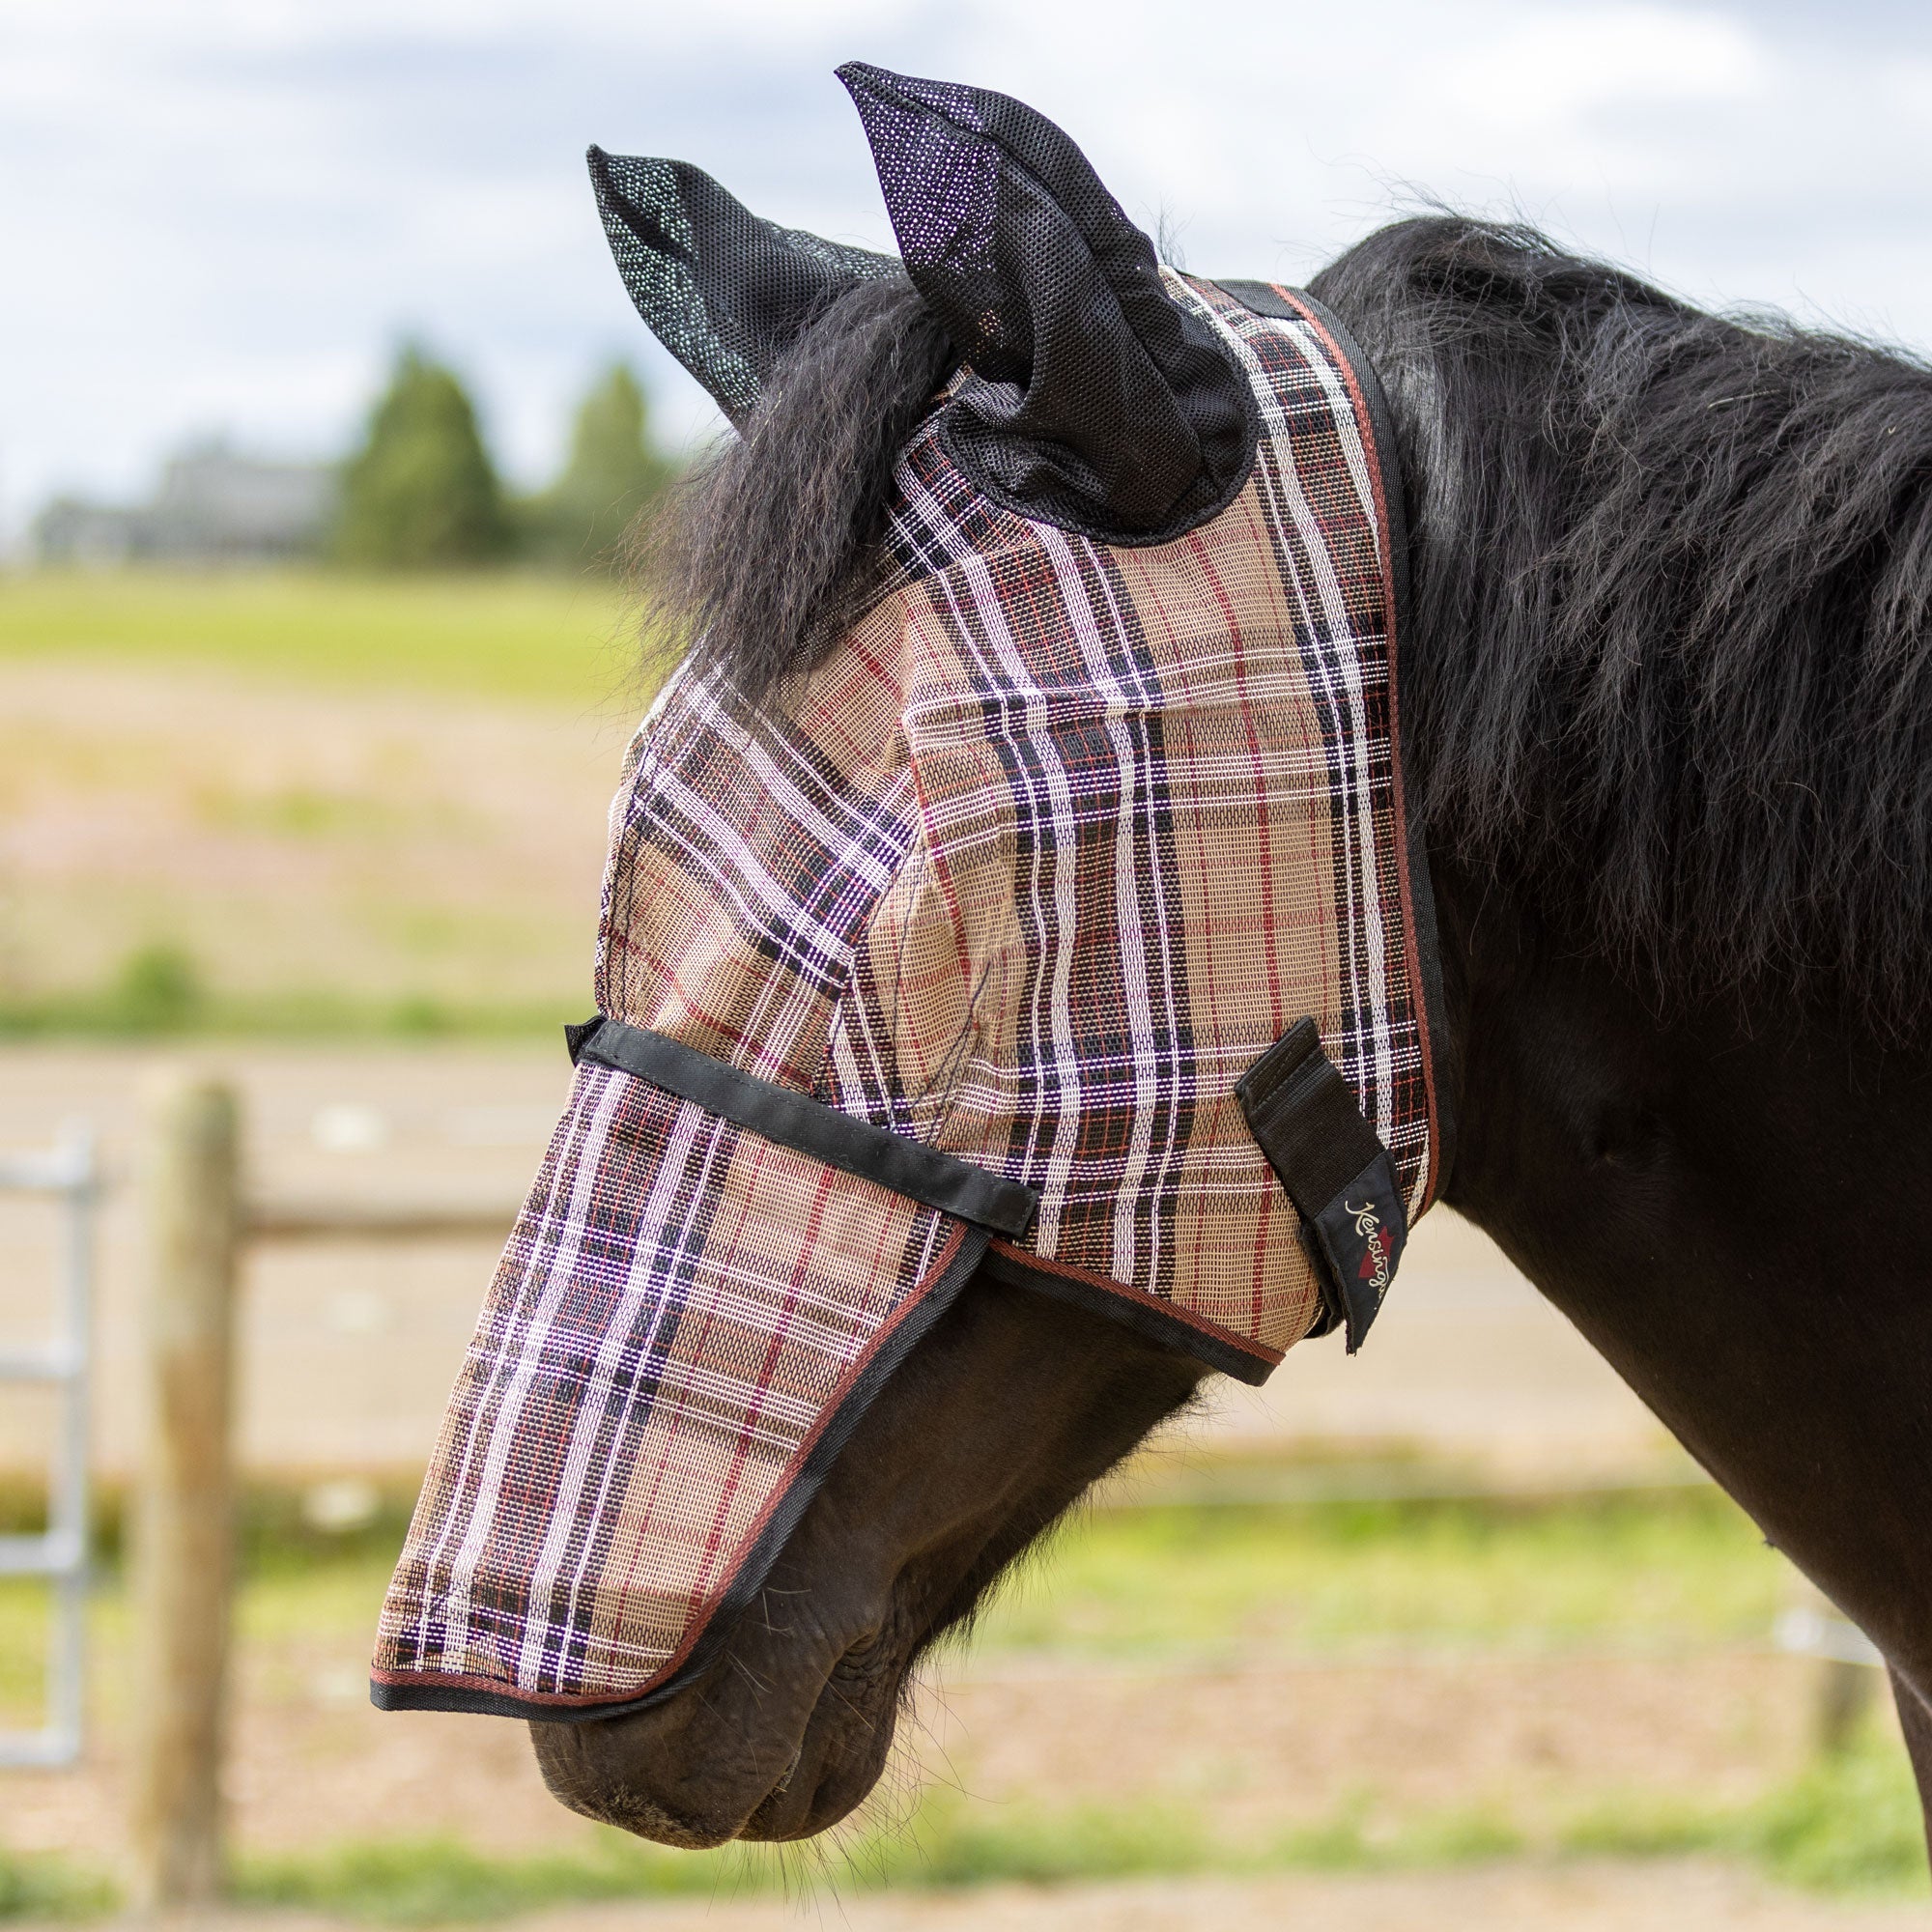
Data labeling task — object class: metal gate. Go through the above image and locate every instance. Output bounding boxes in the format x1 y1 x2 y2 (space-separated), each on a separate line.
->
0 1123 98 1768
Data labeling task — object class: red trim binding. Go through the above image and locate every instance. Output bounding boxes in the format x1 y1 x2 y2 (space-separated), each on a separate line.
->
1274 286 1443 1212
987 1238 1292 1370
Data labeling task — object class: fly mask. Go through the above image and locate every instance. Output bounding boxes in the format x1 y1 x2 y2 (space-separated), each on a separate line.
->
373 65 1449 1720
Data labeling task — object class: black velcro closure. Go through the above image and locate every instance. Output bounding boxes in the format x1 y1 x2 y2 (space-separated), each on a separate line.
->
1236 1018 1408 1352
566 1016 1039 1240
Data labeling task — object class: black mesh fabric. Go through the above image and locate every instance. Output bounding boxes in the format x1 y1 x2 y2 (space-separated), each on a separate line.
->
837 64 1256 544
587 146 901 427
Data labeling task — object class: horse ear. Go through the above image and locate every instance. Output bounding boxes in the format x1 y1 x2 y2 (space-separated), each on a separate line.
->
836 64 1255 542
587 146 901 428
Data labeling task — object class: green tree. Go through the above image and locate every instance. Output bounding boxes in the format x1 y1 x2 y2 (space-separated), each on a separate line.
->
526 363 670 569
335 344 512 568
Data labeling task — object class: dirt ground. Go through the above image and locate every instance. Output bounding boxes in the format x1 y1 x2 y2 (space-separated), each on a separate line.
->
385 1864 1932 1931
5 1634 1909 1932
595 1868 1925 1932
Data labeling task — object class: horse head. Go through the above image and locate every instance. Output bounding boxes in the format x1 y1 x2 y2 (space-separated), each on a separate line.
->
373 65 1932 1856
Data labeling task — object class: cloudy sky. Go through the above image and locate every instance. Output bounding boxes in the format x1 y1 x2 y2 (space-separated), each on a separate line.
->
6 0 1931 538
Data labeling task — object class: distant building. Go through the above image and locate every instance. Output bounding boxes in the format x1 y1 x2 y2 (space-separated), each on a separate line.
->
32 441 336 565
29 498 145 567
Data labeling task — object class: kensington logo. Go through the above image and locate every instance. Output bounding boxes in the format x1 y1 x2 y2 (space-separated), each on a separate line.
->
1347 1198 1395 1302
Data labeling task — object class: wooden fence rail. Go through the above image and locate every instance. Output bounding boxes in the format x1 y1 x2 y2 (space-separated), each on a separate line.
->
246 1200 517 1244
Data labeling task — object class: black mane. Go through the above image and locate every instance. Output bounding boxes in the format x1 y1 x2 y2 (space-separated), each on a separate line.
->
1315 219 1932 1033
646 215 1932 1033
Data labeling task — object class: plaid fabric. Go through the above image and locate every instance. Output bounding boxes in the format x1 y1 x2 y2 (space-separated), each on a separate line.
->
375 276 1440 1712
375 1063 976 1705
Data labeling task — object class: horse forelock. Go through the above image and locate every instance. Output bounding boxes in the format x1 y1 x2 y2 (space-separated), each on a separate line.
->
631 276 954 711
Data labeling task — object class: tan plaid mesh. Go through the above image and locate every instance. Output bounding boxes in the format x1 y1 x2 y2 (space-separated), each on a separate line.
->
374 276 1439 1713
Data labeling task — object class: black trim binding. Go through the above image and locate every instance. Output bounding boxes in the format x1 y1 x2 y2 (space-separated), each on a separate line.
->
1212 279 1455 1199
932 386 1260 552
565 1017 1039 1239
371 1222 991 1721
981 1246 1279 1386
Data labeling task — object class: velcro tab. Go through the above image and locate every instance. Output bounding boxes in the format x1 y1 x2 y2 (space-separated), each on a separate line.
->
1236 1018 1407 1351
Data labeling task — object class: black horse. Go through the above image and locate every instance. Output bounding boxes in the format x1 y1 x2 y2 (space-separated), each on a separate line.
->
531 120 1932 1855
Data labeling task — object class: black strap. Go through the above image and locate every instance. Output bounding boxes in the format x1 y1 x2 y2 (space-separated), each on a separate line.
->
566 1016 1039 1240
1236 1018 1407 1353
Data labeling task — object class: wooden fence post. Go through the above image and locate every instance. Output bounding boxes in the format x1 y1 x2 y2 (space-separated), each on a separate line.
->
129 1072 241 1913
1816 1654 1877 1756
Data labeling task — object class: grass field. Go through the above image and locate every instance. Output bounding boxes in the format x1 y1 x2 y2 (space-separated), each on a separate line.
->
0 1481 1801 1700
0 570 639 707
975 1488 1791 1661
0 570 643 1034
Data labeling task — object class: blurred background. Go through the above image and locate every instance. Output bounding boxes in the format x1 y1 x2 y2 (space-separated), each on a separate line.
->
3 2 1931 1927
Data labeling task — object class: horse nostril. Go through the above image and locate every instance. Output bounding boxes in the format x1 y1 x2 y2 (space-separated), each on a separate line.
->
832 1624 895 1689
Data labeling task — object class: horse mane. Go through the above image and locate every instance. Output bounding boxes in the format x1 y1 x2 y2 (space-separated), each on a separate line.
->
1312 217 1932 1034
644 214 1932 1035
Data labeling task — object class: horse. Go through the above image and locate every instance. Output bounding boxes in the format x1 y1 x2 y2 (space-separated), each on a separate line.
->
472 75 1932 1857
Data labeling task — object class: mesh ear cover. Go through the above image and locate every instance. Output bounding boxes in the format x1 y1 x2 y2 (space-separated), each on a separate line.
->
837 63 1256 543
587 146 902 426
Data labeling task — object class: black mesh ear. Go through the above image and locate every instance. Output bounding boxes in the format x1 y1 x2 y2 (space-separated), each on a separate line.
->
836 64 1255 544
587 146 902 427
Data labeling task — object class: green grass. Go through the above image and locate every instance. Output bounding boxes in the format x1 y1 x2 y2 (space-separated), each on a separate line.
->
1558 1728 1930 1892
224 1486 1792 1665
0 968 569 1043
233 1837 734 1921
0 1485 1790 1715
0 1471 427 1578
0 570 639 708
1 1478 1785 1656
967 1487 1789 1663
1742 1740 1932 1891
8 1761 1925 1926
209 1746 1932 1919
0 937 578 1041
0 1584 46 1731
0 1853 113 1922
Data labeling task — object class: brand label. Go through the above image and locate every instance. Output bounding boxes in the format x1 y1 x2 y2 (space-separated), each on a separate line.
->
1310 1151 1407 1352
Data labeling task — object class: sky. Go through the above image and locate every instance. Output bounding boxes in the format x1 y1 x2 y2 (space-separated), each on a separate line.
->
6 0 1932 540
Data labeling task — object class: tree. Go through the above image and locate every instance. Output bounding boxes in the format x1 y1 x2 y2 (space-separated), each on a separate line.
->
335 344 512 568
526 363 671 569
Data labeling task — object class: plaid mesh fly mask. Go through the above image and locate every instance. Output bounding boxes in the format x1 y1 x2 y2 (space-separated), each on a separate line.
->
373 67 1449 1720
